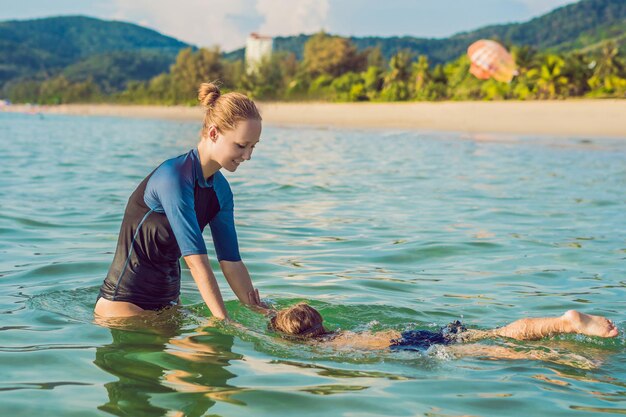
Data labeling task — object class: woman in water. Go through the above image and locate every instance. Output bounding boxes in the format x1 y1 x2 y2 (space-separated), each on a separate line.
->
95 83 264 319
268 303 619 350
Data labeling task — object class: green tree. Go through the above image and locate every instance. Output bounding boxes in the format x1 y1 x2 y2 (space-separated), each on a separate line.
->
240 54 285 99
330 72 367 101
428 64 450 100
511 76 534 100
381 51 412 101
302 32 367 78
413 55 430 92
280 53 299 81
561 52 593 96
592 42 622 79
527 54 568 99
445 55 482 100
587 42 626 97
147 73 175 104
307 74 334 99
39 76 71 104
5 80 42 103
362 66 384 100
169 47 224 103
65 78 100 102
366 46 385 69
412 55 446 100
508 45 537 99
480 78 511 100
117 80 149 103
511 45 538 74
222 59 245 90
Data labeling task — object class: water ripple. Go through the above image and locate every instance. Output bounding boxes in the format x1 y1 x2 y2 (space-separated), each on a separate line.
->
1 113 625 416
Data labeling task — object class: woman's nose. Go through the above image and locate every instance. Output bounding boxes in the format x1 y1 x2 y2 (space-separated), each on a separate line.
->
243 148 253 160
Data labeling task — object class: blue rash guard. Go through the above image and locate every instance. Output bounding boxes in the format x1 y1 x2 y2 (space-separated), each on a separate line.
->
98 149 241 310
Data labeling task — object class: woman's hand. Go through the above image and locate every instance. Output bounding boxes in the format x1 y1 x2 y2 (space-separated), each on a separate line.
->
248 288 273 315
220 260 268 308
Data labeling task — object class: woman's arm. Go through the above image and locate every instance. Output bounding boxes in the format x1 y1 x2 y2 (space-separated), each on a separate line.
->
220 260 270 314
184 254 229 320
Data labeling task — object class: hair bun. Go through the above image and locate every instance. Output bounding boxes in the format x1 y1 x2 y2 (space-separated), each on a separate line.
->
198 82 221 107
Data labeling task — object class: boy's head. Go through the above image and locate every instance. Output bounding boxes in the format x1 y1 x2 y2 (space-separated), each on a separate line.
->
269 303 327 339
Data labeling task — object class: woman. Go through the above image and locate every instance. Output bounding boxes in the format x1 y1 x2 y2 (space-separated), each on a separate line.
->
95 83 263 319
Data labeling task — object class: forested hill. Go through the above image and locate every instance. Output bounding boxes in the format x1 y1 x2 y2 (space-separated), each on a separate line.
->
225 0 626 63
1 0 624 96
0 15 191 91
449 0 625 56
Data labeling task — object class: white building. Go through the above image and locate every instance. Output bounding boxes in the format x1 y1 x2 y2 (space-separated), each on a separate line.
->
245 33 273 74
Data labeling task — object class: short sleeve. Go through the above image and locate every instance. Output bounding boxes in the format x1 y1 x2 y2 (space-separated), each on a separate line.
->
145 163 207 257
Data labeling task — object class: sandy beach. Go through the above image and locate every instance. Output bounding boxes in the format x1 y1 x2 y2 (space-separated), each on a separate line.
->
3 100 625 138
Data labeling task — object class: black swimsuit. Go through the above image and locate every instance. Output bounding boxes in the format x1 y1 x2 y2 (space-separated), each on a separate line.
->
98 149 241 310
390 321 466 351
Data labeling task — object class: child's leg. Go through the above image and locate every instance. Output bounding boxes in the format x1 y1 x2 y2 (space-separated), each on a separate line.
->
493 310 618 340
447 344 600 369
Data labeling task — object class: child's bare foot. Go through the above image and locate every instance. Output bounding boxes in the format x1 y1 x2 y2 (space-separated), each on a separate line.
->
563 310 619 338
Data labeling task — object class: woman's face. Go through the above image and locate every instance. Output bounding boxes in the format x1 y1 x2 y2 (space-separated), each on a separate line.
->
210 119 262 172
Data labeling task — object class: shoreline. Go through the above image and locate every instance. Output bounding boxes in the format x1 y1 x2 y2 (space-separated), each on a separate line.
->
3 100 626 138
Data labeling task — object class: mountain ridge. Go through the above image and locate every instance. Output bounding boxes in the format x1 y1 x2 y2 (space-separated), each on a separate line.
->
1 0 624 94
224 0 625 62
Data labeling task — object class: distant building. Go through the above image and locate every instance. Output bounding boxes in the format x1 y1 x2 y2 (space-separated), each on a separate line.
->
245 33 273 74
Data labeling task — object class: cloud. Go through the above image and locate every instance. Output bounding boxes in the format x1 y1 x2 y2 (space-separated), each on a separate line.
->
108 0 329 50
109 0 262 50
108 0 330 50
103 0 576 51
255 0 329 36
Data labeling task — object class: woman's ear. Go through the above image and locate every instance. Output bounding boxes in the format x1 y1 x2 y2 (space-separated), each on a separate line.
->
207 125 219 142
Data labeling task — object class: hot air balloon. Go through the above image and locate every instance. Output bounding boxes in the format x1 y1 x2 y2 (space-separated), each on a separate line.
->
467 40 518 83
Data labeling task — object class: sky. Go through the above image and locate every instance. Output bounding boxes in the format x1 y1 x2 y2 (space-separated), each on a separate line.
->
0 0 579 51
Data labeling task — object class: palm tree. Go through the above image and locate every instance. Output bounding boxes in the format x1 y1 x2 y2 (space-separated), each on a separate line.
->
562 52 593 96
527 54 568 99
386 51 412 84
412 55 431 92
511 45 538 76
593 41 622 79
381 50 412 101
588 42 626 96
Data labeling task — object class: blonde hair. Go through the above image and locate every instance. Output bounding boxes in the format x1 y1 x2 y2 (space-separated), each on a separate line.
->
198 82 261 137
269 303 328 339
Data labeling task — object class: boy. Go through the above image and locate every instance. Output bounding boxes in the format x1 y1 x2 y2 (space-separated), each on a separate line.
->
268 303 619 351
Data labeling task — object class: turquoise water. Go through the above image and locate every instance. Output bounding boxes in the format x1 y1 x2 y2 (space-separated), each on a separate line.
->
1 111 625 416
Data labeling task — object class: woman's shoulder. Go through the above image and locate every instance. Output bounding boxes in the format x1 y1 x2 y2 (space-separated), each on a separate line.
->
145 151 195 200
152 152 194 183
160 150 195 174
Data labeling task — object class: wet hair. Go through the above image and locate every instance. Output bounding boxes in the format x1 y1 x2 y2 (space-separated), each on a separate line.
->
197 82 261 138
269 303 328 339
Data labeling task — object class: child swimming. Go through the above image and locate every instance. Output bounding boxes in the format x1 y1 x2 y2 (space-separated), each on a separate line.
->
268 303 619 351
